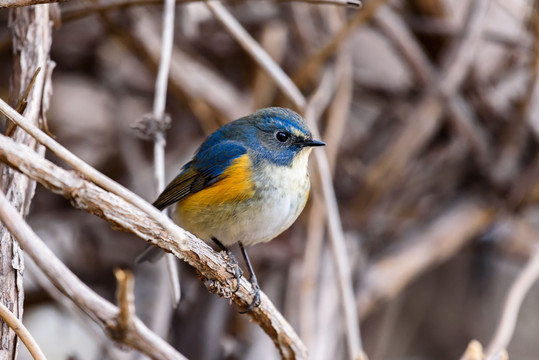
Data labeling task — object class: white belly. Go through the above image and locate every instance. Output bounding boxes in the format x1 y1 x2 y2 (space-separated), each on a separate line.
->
175 149 312 247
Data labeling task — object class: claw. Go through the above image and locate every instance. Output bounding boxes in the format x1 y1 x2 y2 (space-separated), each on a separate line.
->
238 242 261 313
212 237 243 293
224 249 243 293
239 280 260 313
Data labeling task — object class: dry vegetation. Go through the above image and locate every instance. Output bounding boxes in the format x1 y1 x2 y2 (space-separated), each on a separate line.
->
0 0 539 359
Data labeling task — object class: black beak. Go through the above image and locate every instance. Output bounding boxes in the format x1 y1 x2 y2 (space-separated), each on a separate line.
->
302 139 326 147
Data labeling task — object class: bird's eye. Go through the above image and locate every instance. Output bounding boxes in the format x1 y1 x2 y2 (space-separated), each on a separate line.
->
275 131 290 143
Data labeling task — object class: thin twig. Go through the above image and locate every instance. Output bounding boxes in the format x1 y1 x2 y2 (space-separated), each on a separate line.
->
114 269 136 334
0 301 46 360
205 0 306 109
459 340 487 360
299 67 334 350
1 0 361 10
0 0 66 7
362 0 490 200
485 246 539 358
313 142 365 360
292 0 388 86
357 201 494 318
151 0 181 308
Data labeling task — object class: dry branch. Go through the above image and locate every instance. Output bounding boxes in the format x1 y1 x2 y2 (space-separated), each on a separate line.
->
485 246 539 358
107 7 252 124
0 0 65 7
147 0 181 309
0 5 53 357
114 269 136 335
0 301 46 360
55 0 360 21
357 201 494 318
362 0 490 203
0 183 187 360
292 0 388 86
0 125 308 359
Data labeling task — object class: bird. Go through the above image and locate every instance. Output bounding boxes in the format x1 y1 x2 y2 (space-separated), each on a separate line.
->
137 107 325 312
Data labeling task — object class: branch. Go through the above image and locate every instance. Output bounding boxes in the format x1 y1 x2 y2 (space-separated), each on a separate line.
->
205 2 365 358
292 0 388 86
1 0 361 10
1 5 53 357
485 246 539 358
0 0 65 7
0 186 187 360
147 0 181 309
0 302 46 360
362 0 490 200
114 269 136 334
121 7 252 122
205 0 306 109
357 201 494 317
0 114 308 359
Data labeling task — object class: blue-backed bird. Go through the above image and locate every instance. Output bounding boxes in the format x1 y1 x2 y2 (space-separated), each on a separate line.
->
137 107 325 311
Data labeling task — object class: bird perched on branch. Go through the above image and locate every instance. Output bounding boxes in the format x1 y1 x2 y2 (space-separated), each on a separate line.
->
138 107 325 312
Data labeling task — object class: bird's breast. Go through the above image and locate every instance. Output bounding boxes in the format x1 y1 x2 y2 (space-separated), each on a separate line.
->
175 149 312 247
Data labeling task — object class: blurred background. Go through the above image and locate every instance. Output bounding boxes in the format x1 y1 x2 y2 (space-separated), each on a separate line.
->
1 0 539 359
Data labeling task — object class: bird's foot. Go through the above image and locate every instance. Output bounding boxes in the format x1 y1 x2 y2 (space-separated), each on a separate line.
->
239 277 261 313
223 249 243 293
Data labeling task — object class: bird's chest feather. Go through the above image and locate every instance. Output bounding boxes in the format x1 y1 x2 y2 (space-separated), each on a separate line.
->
176 149 311 246
235 148 312 245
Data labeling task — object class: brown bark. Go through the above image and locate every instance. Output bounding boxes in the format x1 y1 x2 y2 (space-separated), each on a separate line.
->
0 5 53 359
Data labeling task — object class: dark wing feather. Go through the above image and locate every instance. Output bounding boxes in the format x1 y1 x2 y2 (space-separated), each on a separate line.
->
152 141 247 210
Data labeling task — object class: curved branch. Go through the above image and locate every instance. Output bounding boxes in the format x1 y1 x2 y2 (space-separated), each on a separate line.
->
485 246 539 358
0 302 46 360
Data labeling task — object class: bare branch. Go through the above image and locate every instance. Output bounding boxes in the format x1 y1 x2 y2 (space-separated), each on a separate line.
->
0 0 66 7
357 201 494 318
1 5 53 357
485 246 539 358
114 269 136 334
0 301 46 360
293 0 388 86
1 0 361 10
150 0 181 308
205 0 306 110
0 186 187 360
0 120 308 358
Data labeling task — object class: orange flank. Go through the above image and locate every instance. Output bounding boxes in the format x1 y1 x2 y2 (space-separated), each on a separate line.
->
179 154 255 212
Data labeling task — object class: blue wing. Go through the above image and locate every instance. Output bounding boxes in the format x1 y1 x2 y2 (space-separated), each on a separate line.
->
152 141 247 209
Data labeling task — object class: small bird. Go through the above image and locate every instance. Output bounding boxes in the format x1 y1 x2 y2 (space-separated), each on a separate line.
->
138 107 325 311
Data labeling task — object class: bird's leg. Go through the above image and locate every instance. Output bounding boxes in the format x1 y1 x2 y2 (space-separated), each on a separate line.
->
211 237 242 292
238 242 261 313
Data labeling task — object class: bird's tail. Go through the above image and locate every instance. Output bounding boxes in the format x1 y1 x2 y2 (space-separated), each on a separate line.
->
135 244 165 263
